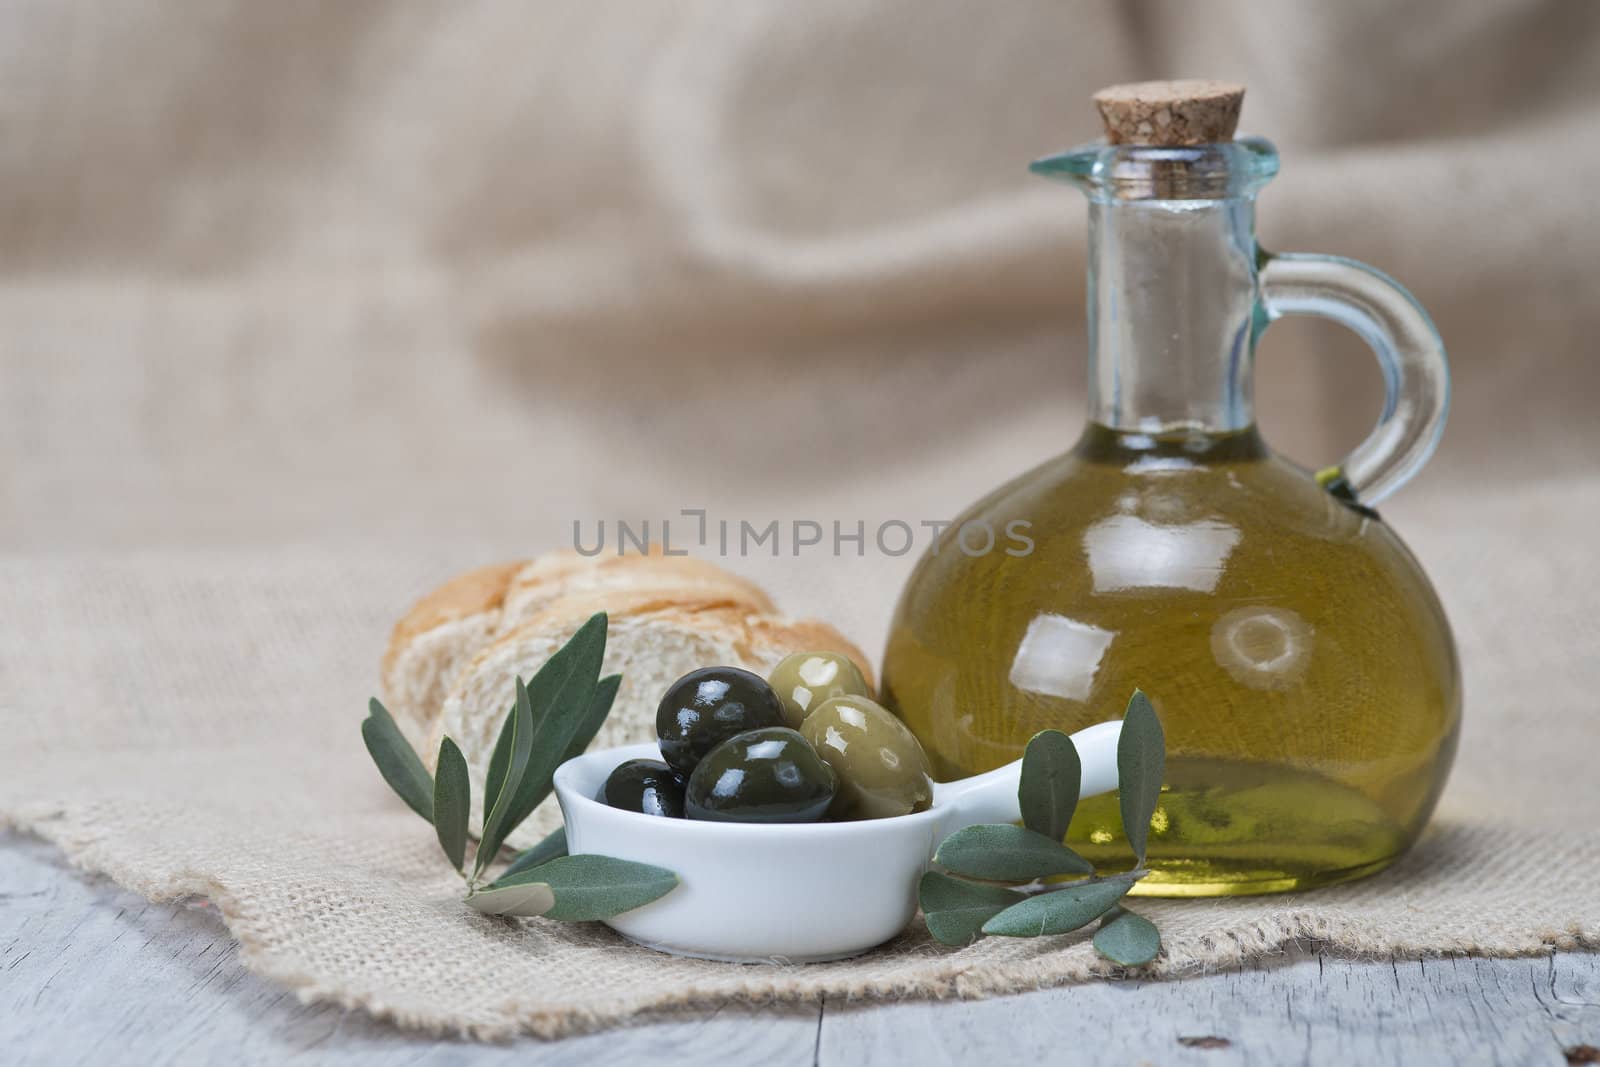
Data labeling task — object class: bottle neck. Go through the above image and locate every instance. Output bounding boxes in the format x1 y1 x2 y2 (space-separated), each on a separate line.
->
1086 196 1259 435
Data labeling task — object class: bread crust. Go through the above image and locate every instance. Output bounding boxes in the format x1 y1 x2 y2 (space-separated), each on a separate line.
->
500 547 775 621
380 551 799 737
380 562 524 679
470 589 870 691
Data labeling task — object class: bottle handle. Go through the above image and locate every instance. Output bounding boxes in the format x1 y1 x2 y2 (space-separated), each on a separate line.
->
1259 252 1450 505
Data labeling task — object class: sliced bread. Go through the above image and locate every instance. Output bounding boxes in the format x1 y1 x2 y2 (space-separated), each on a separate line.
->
380 548 775 742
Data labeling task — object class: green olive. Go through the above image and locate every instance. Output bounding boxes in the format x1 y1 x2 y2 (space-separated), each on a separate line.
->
767 651 871 730
799 695 933 820
684 727 837 824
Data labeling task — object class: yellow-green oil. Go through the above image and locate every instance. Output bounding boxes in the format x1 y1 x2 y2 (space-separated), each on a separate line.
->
882 425 1460 896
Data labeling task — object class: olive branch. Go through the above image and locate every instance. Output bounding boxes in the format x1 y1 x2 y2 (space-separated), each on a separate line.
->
919 690 1166 966
360 611 678 921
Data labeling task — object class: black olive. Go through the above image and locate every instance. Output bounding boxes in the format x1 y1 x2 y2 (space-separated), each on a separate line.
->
599 759 686 818
655 666 785 776
684 727 837 824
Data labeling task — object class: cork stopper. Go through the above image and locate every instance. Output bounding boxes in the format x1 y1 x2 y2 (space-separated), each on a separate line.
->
1093 80 1244 146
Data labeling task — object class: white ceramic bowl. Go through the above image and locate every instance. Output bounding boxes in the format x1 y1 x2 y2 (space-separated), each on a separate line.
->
551 720 1122 963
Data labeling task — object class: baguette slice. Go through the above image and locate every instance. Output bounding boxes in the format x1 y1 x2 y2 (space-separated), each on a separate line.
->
381 549 776 742
433 590 872 851
379 562 523 748
499 548 774 624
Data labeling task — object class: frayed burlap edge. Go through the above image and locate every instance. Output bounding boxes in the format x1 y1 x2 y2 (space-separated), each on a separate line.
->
10 805 1597 1043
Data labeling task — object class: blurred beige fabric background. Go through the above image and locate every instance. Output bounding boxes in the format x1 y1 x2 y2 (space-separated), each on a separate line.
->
6 0 1598 554
4 0 1600 1036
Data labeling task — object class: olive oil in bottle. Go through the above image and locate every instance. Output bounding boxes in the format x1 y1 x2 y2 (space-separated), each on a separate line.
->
884 426 1458 895
880 82 1460 896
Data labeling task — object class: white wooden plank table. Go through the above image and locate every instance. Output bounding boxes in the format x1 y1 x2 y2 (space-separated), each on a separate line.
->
5 833 1597 1066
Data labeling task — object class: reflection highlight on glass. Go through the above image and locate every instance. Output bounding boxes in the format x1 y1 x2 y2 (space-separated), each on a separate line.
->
1084 514 1241 593
1210 605 1314 691
1008 613 1115 701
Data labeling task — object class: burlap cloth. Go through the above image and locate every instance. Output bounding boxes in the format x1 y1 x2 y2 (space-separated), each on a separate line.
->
3 0 1599 1041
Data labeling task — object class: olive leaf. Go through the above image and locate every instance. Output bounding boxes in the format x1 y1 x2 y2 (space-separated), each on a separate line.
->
432 736 470 872
473 613 609 877
477 847 675 922
361 698 434 823
1018 729 1081 842
918 871 1027 946
466 878 556 918
1092 906 1161 966
1117 689 1166 865
473 677 537 876
363 613 684 919
498 827 568 883
981 874 1137 938
508 855 678 922
563 674 622 764
934 824 1093 881
481 693 520 823
479 627 609 848
919 687 1170 951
